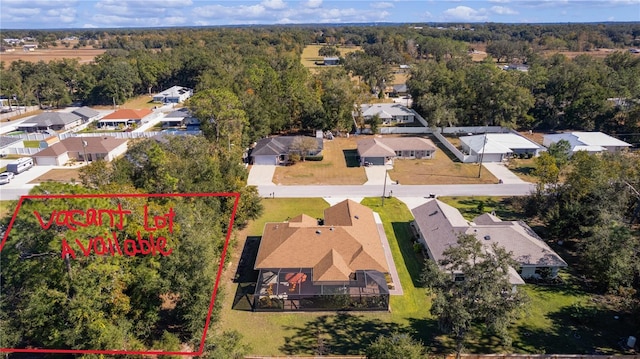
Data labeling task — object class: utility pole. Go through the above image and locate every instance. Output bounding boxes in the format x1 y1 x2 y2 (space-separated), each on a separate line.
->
477 131 487 178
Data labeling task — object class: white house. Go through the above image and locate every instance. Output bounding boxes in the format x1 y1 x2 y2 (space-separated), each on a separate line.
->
543 132 631 155
460 133 544 162
358 103 415 125
153 86 193 104
411 199 567 284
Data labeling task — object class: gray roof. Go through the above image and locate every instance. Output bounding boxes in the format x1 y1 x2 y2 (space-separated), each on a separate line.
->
165 108 191 119
71 107 99 120
360 103 414 119
392 84 408 92
23 112 81 127
0 136 22 148
412 199 567 284
251 136 323 157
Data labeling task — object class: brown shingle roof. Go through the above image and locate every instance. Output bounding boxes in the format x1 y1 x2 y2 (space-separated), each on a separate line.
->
34 137 127 157
255 200 389 283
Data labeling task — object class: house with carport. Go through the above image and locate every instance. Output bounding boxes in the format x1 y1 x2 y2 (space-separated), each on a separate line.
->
460 133 543 162
98 109 155 129
411 199 567 284
253 199 390 311
33 136 128 166
542 132 631 155
71 107 101 123
357 137 436 166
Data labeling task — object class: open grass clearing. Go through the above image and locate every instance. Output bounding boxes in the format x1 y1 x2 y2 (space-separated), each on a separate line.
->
122 95 157 109
506 157 539 183
0 47 106 68
300 44 362 68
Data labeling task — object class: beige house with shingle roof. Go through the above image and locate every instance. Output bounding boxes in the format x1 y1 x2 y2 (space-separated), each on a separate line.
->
357 137 436 166
253 199 390 311
33 137 128 166
411 200 567 284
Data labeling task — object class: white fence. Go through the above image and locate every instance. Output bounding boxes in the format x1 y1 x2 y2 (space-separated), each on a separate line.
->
441 126 511 134
5 147 40 155
379 127 431 134
432 130 478 163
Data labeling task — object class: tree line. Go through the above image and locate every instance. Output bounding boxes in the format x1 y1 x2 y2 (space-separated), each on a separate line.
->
0 136 262 357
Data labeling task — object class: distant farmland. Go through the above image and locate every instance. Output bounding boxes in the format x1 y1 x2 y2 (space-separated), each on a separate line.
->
1 47 106 68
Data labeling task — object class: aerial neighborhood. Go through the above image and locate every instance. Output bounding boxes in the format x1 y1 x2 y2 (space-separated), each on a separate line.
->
0 13 639 359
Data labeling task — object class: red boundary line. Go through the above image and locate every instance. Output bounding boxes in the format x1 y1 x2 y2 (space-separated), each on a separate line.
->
0 192 240 356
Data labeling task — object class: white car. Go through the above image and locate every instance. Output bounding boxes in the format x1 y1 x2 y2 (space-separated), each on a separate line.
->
0 171 15 185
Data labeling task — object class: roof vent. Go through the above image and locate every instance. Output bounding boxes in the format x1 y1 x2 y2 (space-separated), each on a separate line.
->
316 230 322 235
329 227 334 231
354 215 359 220
484 235 491 240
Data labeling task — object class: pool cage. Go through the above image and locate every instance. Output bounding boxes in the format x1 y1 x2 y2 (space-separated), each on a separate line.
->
253 268 389 312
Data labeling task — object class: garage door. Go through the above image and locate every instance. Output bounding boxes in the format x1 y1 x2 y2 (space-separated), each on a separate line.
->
253 155 277 165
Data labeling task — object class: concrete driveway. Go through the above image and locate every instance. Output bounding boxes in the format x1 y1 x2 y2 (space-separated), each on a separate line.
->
364 164 394 186
247 165 275 186
481 162 528 184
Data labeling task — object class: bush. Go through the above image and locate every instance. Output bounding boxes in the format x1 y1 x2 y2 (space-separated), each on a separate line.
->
305 155 324 161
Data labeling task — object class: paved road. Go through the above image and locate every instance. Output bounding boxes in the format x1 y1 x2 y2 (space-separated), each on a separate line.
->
257 183 535 199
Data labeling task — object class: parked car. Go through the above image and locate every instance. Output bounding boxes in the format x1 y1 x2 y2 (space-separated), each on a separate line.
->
0 171 15 185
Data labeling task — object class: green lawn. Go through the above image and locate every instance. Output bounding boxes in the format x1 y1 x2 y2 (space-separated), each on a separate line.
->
218 197 638 356
23 140 41 148
437 196 523 221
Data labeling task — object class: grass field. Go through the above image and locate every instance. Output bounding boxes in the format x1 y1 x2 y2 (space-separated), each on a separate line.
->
217 197 638 356
0 47 106 68
300 44 362 69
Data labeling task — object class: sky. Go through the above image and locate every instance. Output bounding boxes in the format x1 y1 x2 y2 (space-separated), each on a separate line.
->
0 0 638 30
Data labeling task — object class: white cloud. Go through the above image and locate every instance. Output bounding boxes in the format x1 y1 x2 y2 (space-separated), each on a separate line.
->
442 6 488 21
261 0 287 10
371 2 394 8
490 5 518 15
423 11 433 19
489 0 511 3
304 0 322 8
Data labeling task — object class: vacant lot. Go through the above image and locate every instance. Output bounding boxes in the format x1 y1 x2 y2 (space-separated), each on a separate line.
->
1 47 106 67
29 168 82 184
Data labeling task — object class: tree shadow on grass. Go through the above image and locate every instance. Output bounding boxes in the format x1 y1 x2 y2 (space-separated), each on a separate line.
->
231 236 260 311
514 304 638 354
391 222 425 288
280 312 406 356
343 149 360 168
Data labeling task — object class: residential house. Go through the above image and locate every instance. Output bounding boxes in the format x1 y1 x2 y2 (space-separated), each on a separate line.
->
161 108 192 128
358 103 415 125
0 136 24 156
460 133 543 162
357 137 437 166
153 86 193 104
253 199 390 311
542 132 631 155
98 109 154 129
17 112 83 133
71 107 101 123
250 136 323 165
323 57 339 65
411 200 567 284
23 44 37 51
33 136 128 166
